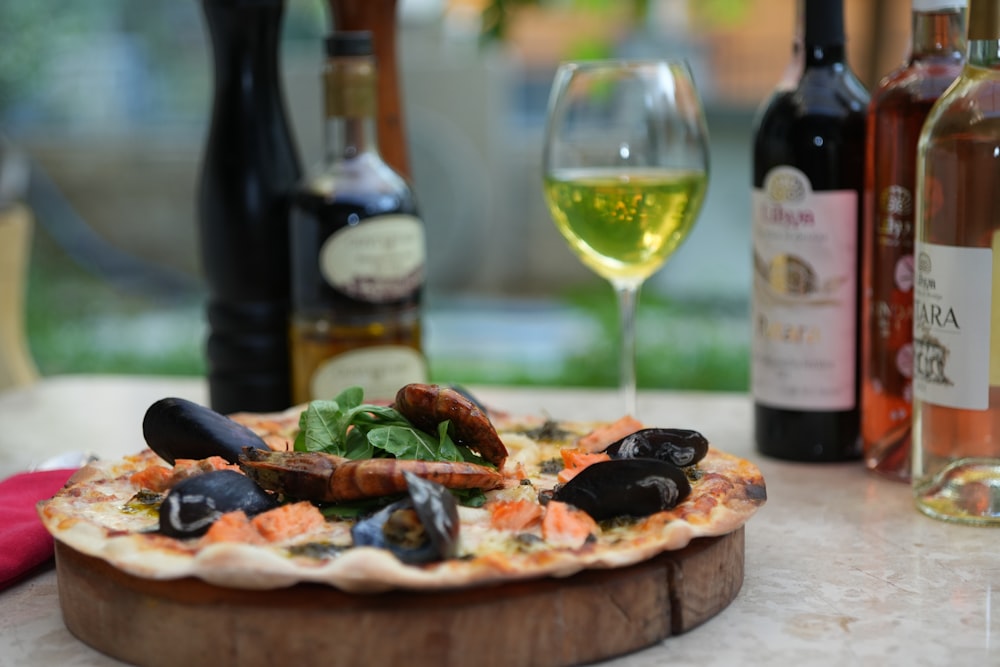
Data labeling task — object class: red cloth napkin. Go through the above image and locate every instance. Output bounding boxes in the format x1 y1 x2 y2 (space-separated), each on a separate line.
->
0 468 78 591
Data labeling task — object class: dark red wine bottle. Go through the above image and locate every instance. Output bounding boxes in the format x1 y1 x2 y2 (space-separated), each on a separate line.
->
751 0 870 461
197 0 302 413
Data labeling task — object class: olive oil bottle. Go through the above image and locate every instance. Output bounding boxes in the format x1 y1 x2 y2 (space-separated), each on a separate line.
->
289 31 427 404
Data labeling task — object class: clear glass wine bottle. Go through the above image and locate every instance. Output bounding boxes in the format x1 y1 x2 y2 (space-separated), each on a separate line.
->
912 0 1000 524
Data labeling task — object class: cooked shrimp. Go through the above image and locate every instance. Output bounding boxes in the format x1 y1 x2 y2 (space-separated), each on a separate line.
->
238 448 505 503
394 383 508 469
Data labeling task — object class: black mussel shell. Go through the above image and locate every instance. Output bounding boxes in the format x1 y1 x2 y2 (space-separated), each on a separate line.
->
351 500 437 565
552 458 691 521
351 473 460 565
603 428 709 467
143 397 269 465
158 469 278 538
402 471 459 559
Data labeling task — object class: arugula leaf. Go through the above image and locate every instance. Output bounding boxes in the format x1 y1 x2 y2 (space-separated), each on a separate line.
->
369 424 443 460
294 399 347 454
318 495 399 519
432 421 464 461
450 488 487 507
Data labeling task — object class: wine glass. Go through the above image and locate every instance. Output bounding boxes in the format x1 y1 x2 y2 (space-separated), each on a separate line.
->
542 59 710 417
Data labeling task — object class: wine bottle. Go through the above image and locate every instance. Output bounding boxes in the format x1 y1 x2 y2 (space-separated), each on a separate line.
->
912 0 1000 524
861 0 966 481
289 31 427 404
751 0 870 461
197 0 302 414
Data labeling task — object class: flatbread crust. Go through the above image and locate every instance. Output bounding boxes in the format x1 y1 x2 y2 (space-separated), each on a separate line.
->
38 410 766 593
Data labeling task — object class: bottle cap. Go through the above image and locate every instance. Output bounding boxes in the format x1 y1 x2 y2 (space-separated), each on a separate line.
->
326 31 374 58
913 0 966 10
803 0 845 46
969 0 1000 40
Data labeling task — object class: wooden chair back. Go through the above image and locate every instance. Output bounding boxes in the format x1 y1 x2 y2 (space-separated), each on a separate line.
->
0 202 39 390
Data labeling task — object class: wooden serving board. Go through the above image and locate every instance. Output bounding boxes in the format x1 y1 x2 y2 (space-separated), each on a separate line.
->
56 528 744 667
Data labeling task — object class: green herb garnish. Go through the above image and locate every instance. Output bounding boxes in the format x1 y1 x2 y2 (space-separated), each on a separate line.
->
294 386 491 468
450 488 487 508
319 495 400 520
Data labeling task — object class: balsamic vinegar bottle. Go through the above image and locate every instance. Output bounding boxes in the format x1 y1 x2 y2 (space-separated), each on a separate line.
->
751 0 870 461
861 0 966 481
912 0 1000 524
289 32 427 404
198 0 301 413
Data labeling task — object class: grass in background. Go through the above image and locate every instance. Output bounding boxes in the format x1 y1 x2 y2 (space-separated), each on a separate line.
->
413 285 749 391
26 231 205 376
25 232 749 390
528 286 748 391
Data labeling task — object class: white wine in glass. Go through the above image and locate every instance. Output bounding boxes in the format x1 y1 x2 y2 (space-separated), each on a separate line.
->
542 60 710 417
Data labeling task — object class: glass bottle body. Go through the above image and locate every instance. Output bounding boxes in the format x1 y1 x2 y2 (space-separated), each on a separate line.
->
751 0 870 461
289 155 426 404
861 4 966 481
913 33 1000 523
289 36 427 405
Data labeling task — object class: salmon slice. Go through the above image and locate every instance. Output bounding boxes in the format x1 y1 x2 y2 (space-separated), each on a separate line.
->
557 448 612 483
202 511 266 545
489 499 544 531
129 465 173 492
575 415 644 453
251 501 328 543
542 500 598 550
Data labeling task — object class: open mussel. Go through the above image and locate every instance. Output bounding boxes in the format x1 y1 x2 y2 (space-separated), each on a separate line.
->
351 471 459 565
552 458 691 521
143 397 269 465
603 428 709 468
159 469 278 538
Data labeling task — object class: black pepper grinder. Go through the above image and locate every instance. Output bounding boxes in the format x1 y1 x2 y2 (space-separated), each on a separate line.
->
197 0 302 413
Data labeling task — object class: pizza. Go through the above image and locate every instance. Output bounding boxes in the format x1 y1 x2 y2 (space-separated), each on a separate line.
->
37 384 766 594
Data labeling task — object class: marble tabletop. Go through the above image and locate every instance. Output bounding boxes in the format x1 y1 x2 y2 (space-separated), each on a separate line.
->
0 375 998 667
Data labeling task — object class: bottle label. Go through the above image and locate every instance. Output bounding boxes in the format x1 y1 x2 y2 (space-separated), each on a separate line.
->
320 215 425 303
751 166 858 410
310 346 428 403
872 185 916 396
913 242 992 410
877 185 914 250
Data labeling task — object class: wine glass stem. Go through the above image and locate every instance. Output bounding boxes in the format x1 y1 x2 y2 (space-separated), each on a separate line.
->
614 282 640 418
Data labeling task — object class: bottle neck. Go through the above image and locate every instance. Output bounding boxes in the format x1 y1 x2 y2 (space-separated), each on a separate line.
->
967 0 1000 67
910 4 967 60
799 0 847 67
323 57 380 162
